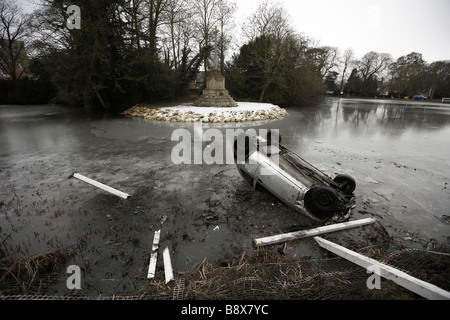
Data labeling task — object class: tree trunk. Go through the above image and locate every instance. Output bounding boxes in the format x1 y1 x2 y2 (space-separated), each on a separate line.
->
259 84 268 102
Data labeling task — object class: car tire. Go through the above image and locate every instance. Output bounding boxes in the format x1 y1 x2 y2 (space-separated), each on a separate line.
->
305 187 339 220
333 174 356 195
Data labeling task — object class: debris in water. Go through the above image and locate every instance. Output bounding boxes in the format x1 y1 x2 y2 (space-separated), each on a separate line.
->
0 248 74 281
163 247 174 284
147 230 161 279
438 215 450 224
69 173 130 199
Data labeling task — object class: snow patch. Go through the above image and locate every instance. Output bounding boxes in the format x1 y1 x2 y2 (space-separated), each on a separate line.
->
124 102 288 123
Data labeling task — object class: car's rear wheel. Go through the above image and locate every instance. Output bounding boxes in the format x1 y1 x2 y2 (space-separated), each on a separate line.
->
305 186 339 220
333 174 356 195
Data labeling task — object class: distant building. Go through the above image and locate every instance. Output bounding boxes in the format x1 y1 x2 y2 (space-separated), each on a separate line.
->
377 79 390 97
0 39 34 80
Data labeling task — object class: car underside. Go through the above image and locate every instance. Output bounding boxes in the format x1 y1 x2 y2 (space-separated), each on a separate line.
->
234 131 356 222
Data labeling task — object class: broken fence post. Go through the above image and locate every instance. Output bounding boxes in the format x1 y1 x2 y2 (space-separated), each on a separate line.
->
254 218 376 247
314 236 450 300
147 230 161 279
163 247 174 284
69 173 130 199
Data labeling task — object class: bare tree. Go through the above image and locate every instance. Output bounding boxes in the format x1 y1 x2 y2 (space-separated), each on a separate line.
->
0 0 30 84
192 0 222 71
126 0 147 49
159 0 196 69
242 0 293 43
216 0 236 72
31 1 70 54
388 52 426 97
339 48 354 93
0 0 33 97
143 0 170 55
356 51 392 90
240 0 296 102
306 45 339 78
427 60 450 99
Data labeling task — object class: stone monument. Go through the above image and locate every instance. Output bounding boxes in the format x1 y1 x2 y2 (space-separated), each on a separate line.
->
194 27 238 108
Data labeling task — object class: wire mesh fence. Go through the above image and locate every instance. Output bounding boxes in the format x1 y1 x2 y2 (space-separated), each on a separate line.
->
1 243 449 300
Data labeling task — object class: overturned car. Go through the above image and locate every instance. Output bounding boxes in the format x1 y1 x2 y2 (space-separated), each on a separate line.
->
234 131 356 222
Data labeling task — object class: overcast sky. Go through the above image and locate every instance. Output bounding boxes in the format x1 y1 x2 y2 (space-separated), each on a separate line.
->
236 0 450 63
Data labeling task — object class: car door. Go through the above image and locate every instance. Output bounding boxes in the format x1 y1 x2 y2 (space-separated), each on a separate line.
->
253 158 307 206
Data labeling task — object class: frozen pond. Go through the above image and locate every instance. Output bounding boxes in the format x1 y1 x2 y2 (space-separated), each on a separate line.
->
0 97 449 296
281 98 450 240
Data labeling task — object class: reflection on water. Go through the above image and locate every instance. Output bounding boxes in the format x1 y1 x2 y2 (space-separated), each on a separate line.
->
2 99 450 163
281 98 450 164
290 98 450 135
0 105 85 156
339 99 450 131
2 100 450 156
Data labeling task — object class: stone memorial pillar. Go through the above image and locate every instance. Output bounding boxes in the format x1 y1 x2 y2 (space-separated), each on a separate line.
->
194 26 237 108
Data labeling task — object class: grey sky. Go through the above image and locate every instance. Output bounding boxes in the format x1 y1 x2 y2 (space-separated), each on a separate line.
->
236 0 450 63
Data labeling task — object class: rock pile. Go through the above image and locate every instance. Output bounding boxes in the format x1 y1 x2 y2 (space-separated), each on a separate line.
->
123 103 288 123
